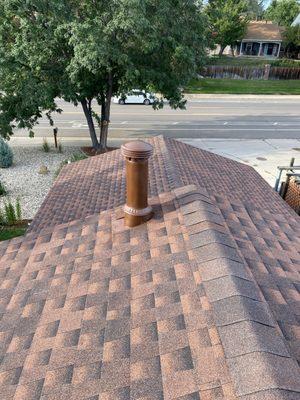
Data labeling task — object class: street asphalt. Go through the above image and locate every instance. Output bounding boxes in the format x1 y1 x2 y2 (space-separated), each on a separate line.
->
14 96 300 142
9 95 300 188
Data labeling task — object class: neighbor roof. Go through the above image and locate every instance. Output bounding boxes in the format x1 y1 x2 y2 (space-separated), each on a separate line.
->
243 21 283 42
0 136 299 400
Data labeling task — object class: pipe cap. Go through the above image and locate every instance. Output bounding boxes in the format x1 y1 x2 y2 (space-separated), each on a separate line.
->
122 140 153 159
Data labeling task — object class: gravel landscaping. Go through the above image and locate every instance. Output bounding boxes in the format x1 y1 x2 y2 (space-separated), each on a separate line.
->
0 145 80 220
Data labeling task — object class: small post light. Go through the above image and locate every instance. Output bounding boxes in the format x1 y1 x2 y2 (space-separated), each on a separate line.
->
53 127 58 148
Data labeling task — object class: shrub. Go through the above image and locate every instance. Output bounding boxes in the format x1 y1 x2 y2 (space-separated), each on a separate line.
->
42 138 50 152
1 199 23 226
0 210 5 225
0 181 7 196
16 198 22 221
272 58 300 67
4 200 16 225
58 141 63 153
0 138 13 168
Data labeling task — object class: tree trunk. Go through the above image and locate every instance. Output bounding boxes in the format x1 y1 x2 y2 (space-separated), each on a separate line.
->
81 99 99 149
219 45 225 56
99 72 113 150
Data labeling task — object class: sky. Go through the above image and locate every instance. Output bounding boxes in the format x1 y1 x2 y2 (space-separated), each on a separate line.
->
203 1 272 7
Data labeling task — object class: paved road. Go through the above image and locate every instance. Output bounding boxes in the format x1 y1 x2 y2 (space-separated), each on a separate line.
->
14 97 300 141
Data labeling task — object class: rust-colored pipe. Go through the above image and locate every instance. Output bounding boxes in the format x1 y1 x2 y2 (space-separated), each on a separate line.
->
121 140 154 227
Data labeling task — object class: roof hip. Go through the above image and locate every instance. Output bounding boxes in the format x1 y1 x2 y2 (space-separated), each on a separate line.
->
174 185 300 399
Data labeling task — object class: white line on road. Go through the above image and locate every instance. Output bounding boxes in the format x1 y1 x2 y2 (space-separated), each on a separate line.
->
32 121 300 127
53 111 295 117
16 127 300 132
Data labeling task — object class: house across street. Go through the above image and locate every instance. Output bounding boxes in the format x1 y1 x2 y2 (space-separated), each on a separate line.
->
238 21 283 57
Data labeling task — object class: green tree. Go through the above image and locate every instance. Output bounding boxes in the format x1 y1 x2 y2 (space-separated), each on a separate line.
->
206 0 249 56
246 0 265 19
265 0 300 26
0 1 207 150
283 25 300 57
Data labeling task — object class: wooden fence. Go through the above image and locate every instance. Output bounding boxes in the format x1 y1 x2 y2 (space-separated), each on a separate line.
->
202 65 300 80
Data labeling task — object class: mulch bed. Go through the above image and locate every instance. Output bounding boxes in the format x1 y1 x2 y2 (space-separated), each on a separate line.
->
81 147 118 157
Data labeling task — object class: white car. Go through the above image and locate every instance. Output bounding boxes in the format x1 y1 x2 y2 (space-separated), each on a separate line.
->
113 90 155 105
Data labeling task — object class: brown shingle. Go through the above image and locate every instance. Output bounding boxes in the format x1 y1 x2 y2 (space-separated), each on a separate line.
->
0 137 299 399
244 21 283 41
28 137 293 234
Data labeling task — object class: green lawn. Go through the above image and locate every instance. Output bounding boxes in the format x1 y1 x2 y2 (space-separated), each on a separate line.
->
185 79 300 95
0 226 27 241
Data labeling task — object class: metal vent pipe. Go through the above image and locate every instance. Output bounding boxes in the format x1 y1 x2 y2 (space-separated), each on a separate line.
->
121 140 154 227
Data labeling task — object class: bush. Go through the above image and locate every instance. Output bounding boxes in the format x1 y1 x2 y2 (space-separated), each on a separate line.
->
42 138 50 152
272 58 300 67
4 200 16 225
0 138 13 168
1 198 22 226
0 181 7 196
58 141 63 153
16 198 22 221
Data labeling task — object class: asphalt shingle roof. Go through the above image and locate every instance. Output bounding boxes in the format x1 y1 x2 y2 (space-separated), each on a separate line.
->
29 136 292 234
0 137 299 400
244 21 283 42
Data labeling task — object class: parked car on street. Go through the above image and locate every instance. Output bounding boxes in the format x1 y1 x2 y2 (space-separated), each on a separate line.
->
113 90 156 105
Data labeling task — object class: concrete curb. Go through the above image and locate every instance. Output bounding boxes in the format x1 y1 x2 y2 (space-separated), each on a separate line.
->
184 93 300 100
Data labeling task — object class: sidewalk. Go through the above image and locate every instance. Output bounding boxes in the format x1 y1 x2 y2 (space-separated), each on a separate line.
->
184 93 300 100
9 136 300 187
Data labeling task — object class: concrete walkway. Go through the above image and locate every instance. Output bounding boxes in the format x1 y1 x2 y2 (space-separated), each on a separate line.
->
185 94 300 100
9 136 300 188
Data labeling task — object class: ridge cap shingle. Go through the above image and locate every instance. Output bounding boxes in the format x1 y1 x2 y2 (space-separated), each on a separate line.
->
154 135 183 189
174 184 300 398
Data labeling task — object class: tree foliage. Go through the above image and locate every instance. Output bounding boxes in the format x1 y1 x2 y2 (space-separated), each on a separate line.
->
0 0 207 149
265 0 300 26
206 0 249 55
246 0 265 19
283 25 300 57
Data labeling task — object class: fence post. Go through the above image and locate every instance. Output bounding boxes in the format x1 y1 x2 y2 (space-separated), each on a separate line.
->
264 64 271 80
281 158 295 199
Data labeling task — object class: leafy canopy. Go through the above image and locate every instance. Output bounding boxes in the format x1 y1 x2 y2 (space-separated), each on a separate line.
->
283 25 300 57
206 0 249 54
245 0 265 19
0 0 207 148
265 0 300 26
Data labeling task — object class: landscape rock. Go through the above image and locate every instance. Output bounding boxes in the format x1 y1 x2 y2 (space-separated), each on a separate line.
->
38 165 50 175
0 145 77 219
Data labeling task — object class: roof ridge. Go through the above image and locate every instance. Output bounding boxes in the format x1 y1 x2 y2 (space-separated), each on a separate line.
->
173 185 300 399
153 136 183 190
